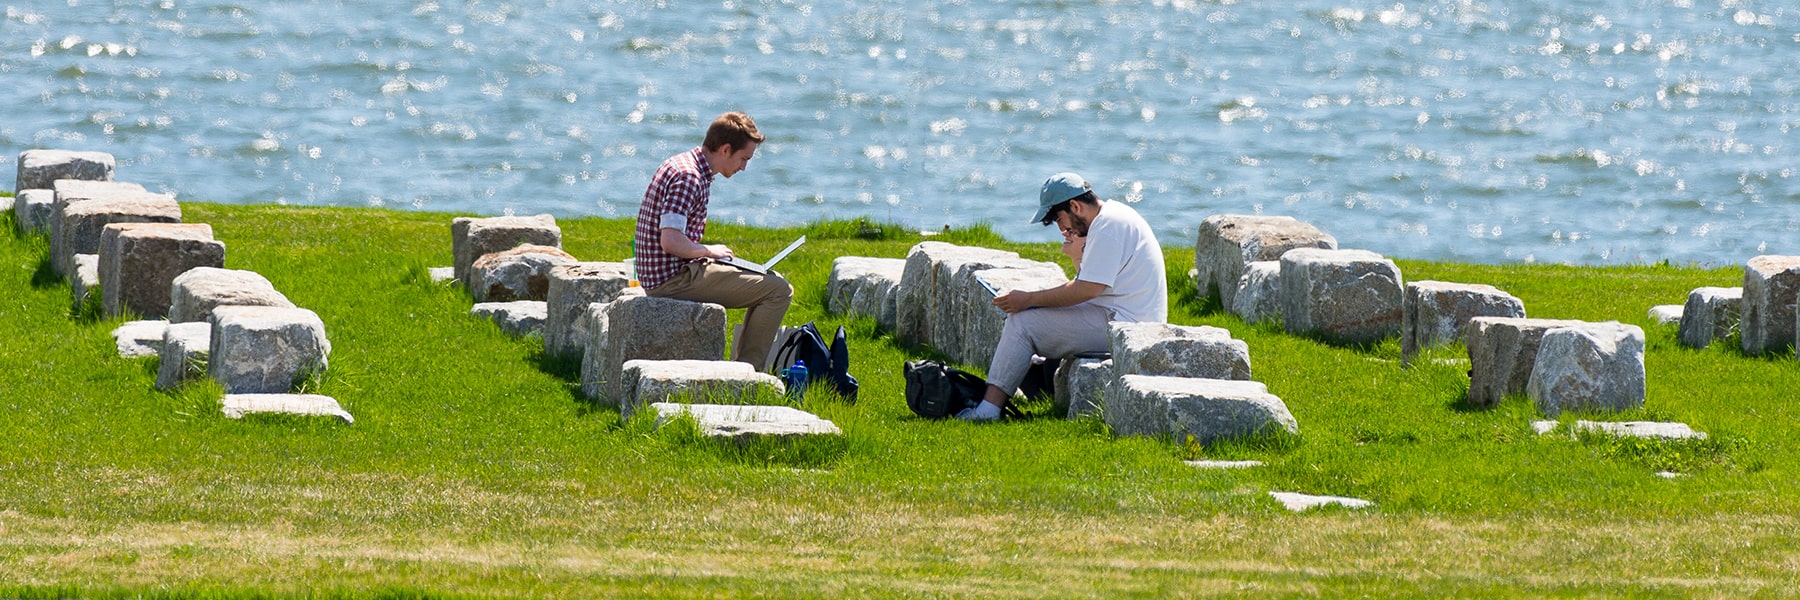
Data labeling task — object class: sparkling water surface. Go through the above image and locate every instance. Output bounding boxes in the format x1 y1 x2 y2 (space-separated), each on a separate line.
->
4 0 1797 265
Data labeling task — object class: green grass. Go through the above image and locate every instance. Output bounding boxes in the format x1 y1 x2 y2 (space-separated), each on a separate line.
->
2 203 1798 597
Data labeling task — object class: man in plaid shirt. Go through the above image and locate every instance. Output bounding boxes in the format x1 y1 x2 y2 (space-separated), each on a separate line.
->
633 112 793 370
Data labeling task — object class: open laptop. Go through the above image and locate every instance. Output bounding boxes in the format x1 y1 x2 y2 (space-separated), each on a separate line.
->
722 235 806 274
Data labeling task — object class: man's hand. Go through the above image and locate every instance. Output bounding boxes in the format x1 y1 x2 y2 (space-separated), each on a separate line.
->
992 289 1033 314
704 244 734 260
1061 229 1086 264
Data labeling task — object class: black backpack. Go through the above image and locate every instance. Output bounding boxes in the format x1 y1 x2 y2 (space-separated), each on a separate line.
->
771 322 859 401
902 360 988 419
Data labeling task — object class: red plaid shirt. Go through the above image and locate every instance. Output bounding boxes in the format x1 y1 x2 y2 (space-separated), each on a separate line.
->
633 147 714 288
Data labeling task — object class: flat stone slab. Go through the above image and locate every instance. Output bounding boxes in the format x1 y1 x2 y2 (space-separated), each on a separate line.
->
17 149 114 191
470 301 546 337
1532 420 1707 440
619 359 786 419
156 322 211 390
649 402 841 440
1677 287 1741 350
1186 460 1264 469
169 267 295 323
428 266 454 283
112 319 169 358
1279 248 1404 344
1193 214 1336 309
1647 305 1683 325
222 394 353 424
1268 491 1373 512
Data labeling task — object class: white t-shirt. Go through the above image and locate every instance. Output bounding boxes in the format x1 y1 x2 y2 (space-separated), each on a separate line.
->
1076 200 1167 323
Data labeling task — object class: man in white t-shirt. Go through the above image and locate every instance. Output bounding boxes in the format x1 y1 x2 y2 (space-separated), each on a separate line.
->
958 172 1168 421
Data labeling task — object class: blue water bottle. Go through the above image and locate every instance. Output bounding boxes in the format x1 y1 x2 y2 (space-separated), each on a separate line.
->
785 360 808 399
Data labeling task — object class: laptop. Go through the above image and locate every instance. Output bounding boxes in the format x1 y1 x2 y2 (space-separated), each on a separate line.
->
722 235 806 274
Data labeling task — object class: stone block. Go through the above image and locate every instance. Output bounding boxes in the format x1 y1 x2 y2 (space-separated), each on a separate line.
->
649 402 841 441
1401 280 1525 365
1053 356 1112 420
580 294 727 406
1741 256 1800 355
99 223 224 320
1268 491 1373 512
55 191 182 278
222 394 353 424
70 254 100 313
1193 214 1336 308
112 319 168 358
1648 305 1683 325
49 180 147 277
959 263 1068 367
168 267 295 323
1532 419 1707 440
156 322 211 390
1108 322 1251 381
1678 287 1741 349
470 301 546 337
1464 317 1587 407
894 241 1020 352
1105 375 1298 444
1229 260 1282 324
451 214 561 288
1526 322 1645 417
543 262 634 358
617 359 786 419
828 256 906 330
210 306 330 394
469 244 578 302
14 189 55 234
1279 248 1403 344
428 266 454 283
17 149 114 191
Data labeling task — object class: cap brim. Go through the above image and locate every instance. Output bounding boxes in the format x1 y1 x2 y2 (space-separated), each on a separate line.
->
1029 205 1051 224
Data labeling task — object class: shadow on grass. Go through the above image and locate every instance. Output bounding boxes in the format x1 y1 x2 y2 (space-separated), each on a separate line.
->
29 255 59 289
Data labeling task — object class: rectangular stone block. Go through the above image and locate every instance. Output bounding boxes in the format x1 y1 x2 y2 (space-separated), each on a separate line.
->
1229 260 1282 324
99 223 224 320
471 301 546 337
17 149 114 191
451 215 561 288
1109 322 1251 381
1464 317 1587 406
579 293 727 407
618 359 786 419
14 189 55 235
1194 214 1335 308
1678 286 1740 350
1106 375 1298 444
169 267 295 324
1742 256 1800 355
894 242 1020 353
50 180 147 277
1401 280 1526 365
544 262 634 359
1280 248 1403 344
210 306 330 394
55 191 181 278
156 322 211 391
1053 356 1112 420
960 263 1068 368
70 254 100 313
1527 322 1646 417
828 256 906 331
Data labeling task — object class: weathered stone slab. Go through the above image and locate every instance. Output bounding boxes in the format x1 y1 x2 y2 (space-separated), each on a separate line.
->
70 254 100 312
210 306 330 394
1186 460 1264 469
1105 375 1298 444
617 359 786 419
1464 317 1588 407
1527 322 1646 417
1053 356 1112 420
13 189 55 234
1268 491 1373 512
428 266 455 283
580 294 727 406
1742 256 1800 355
1229 260 1282 324
1648 305 1683 325
828 256 906 331
222 394 353 424
55 192 182 278
960 264 1069 368
543 262 633 359
1194 214 1336 308
1532 420 1707 440
451 215 561 290
1678 287 1741 350
17 149 114 191
649 402 841 440
169 267 295 323
99 223 224 320
470 301 546 337
469 244 578 302
1109 322 1251 381
156 322 211 390
1279 248 1403 344
894 242 1019 352
113 319 169 358
1401 280 1525 365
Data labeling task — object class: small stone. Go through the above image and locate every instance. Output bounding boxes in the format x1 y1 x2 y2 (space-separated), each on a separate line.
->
168 267 295 323
1268 491 1373 512
17 149 114 191
649 402 841 441
222 393 353 424
452 214 561 289
470 301 547 337
469 244 578 302
1655 471 1684 479
1185 460 1264 469
156 322 211 390
1648 305 1683 325
112 319 169 358
1533 419 1707 440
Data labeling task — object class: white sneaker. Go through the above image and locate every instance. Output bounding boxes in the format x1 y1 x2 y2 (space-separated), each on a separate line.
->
955 401 1003 422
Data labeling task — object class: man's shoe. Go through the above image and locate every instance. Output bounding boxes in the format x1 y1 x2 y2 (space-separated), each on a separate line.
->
956 401 1003 422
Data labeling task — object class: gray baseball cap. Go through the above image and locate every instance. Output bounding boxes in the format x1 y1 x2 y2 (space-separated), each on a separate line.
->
1032 172 1090 224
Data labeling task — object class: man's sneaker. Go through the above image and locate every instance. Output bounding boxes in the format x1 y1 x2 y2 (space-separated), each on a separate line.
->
956 401 1003 422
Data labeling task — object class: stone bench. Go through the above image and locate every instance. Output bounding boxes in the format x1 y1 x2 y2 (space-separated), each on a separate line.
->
99 223 224 319
544 262 634 359
1464 317 1587 407
1194 214 1336 308
1105 375 1299 444
222 394 353 424
451 214 561 290
1110 322 1252 380
1280 248 1404 344
1229 260 1282 324
617 359 786 419
210 306 330 394
579 292 727 407
1741 255 1800 355
1527 321 1645 417
827 256 905 331
156 322 211 390
894 241 1066 365
169 267 296 323
54 191 182 278
959 264 1069 368
469 244 578 302
470 301 546 337
12 189 55 234
1401 280 1525 365
649 402 841 442
17 149 114 191
1677 287 1741 350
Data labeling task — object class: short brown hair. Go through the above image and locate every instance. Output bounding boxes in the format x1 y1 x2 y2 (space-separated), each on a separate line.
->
703 111 764 152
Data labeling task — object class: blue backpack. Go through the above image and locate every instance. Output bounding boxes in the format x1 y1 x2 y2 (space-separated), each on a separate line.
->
771 322 859 401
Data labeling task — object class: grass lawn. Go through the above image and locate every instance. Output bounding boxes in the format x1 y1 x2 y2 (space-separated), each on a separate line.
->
1 202 1797 598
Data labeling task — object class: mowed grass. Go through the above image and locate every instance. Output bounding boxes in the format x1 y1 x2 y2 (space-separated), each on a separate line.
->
1 203 1798 597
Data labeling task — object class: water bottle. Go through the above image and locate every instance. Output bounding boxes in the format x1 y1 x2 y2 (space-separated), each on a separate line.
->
785 360 808 399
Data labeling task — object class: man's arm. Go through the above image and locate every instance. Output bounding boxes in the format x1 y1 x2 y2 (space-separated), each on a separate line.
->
992 279 1105 313
659 227 732 260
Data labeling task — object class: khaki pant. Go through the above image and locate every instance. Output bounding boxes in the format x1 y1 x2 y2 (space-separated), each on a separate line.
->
646 260 794 370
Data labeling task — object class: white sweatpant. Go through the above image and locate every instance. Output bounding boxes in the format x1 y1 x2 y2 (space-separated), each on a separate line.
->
984 302 1113 394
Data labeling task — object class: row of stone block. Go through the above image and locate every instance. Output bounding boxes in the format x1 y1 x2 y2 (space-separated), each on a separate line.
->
893 241 1068 367
117 302 327 394
827 257 904 331
450 214 566 301
1466 317 1646 416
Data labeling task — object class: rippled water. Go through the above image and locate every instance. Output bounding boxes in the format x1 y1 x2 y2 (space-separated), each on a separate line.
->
4 1 1797 265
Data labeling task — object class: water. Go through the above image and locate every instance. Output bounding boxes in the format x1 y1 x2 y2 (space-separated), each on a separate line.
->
4 0 1797 266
